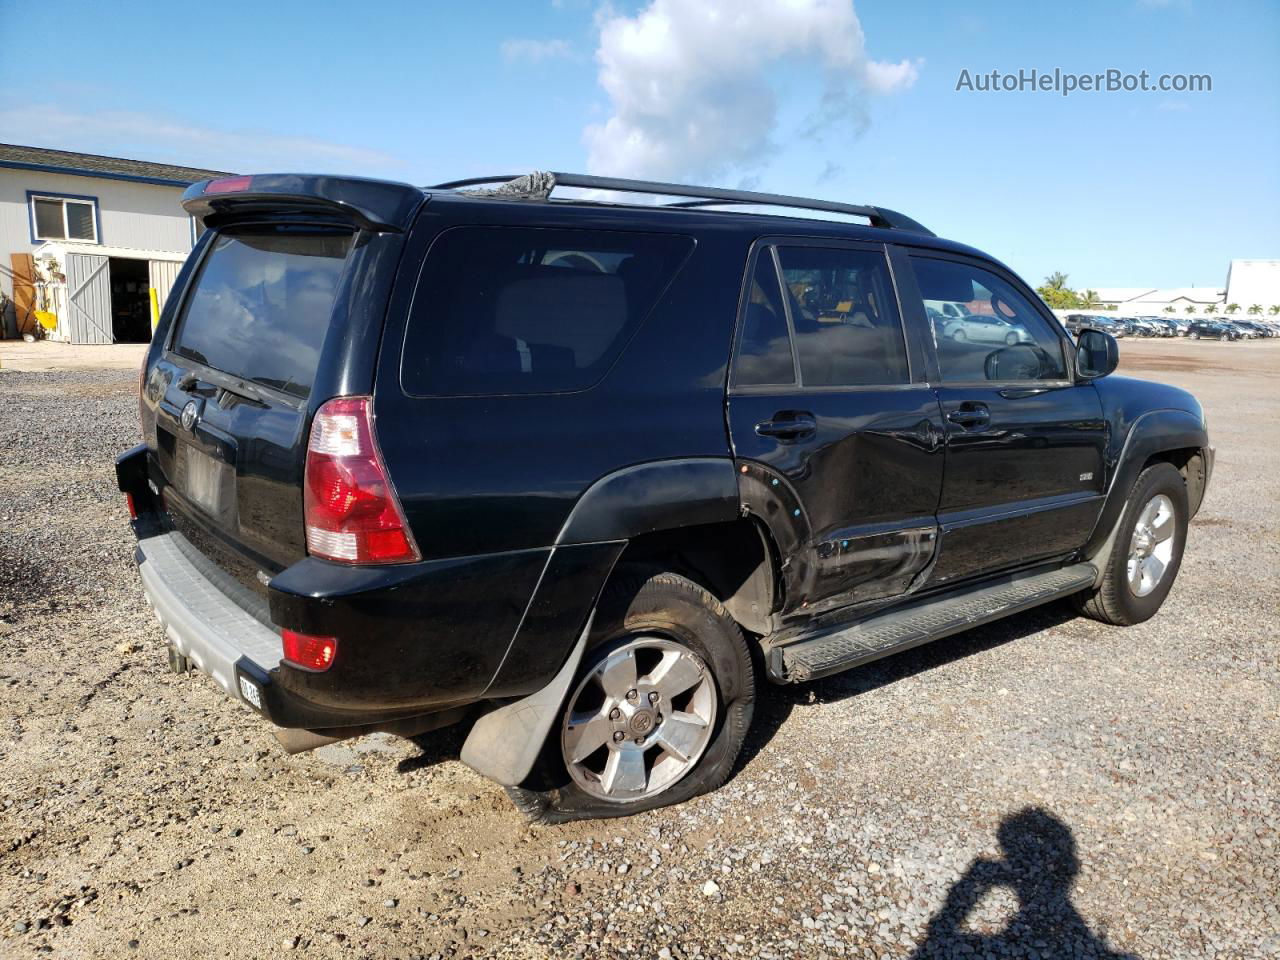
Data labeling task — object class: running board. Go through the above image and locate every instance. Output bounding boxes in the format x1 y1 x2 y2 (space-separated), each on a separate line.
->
768 563 1096 683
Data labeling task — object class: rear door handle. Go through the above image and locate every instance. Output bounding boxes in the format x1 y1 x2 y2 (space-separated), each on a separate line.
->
946 403 990 428
755 412 817 441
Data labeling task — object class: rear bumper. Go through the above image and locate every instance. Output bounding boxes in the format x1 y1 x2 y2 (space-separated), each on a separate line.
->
133 530 505 729
119 443 624 730
137 532 281 706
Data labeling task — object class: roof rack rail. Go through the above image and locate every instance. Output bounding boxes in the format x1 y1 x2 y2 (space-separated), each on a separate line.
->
426 171 934 236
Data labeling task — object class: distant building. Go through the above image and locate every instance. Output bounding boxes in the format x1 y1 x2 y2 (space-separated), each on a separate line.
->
1093 286 1225 316
0 143 229 342
1224 260 1280 312
1092 260 1280 317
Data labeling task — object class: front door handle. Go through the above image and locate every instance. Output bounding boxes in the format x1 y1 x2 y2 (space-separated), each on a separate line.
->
946 403 990 428
755 412 817 441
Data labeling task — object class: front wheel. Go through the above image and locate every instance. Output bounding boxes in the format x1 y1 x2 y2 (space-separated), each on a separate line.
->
1075 462 1188 626
505 571 755 823
951 329 967 342
1005 332 1019 346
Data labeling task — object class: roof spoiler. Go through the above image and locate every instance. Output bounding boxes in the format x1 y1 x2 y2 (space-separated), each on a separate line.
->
428 171 934 236
182 174 426 232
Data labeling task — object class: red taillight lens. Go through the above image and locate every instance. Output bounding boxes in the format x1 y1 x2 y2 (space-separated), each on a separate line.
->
281 629 337 672
303 396 420 564
204 175 253 194
125 492 138 519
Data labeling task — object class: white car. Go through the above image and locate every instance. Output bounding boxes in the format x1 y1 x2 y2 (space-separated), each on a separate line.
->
942 314 1034 346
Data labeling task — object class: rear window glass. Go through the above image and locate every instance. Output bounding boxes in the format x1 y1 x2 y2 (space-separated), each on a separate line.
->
172 227 352 398
401 226 693 396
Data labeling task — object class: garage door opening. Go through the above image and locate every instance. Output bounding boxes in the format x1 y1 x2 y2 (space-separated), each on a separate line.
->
109 257 152 343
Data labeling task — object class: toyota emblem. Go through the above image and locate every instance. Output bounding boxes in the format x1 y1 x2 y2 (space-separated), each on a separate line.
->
180 400 200 433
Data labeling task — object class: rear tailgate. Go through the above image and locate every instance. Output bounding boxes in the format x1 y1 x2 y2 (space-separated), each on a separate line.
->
140 177 424 601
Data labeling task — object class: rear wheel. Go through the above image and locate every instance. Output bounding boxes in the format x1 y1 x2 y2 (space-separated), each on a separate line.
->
1075 462 1188 625
505 571 755 823
951 328 967 342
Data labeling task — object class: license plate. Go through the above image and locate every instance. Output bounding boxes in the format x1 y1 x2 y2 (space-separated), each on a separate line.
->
238 674 263 710
182 445 229 516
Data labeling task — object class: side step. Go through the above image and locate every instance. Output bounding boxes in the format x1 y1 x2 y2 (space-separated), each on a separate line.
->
769 563 1096 683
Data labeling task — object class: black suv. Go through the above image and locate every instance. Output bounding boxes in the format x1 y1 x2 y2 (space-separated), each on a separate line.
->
117 172 1212 822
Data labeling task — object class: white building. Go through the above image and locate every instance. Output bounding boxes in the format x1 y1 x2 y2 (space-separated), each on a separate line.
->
1224 260 1280 312
1 143 228 343
1093 260 1280 318
1093 286 1225 316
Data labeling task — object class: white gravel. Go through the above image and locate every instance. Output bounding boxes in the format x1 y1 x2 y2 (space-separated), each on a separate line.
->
1 340 1277 960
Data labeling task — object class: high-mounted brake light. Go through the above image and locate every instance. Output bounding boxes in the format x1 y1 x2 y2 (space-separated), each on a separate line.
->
303 396 420 564
281 629 337 672
204 175 253 194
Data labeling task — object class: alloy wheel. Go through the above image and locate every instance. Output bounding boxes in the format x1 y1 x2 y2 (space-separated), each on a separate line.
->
561 637 717 803
1127 493 1176 597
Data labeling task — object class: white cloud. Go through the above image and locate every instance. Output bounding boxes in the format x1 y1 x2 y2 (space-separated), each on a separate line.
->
0 103 397 175
584 0 920 183
862 57 922 94
500 38 574 64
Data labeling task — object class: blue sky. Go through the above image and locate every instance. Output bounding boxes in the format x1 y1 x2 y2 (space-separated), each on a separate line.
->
0 0 1275 291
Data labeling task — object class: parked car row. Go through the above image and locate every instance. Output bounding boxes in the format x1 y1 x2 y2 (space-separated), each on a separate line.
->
1063 313 1280 341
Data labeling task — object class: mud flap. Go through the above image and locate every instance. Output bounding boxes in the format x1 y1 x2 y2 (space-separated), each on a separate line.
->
460 612 594 787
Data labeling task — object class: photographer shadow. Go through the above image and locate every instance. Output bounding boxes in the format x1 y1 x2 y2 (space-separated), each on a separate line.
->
911 807 1139 959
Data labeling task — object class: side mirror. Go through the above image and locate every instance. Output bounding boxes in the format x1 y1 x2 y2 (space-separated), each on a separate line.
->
1076 329 1119 380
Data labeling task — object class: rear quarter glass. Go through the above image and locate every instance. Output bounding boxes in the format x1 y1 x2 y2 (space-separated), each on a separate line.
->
171 226 354 399
399 225 693 397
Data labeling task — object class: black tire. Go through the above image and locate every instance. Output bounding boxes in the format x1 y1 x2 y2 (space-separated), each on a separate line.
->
1075 462 1188 626
505 570 755 824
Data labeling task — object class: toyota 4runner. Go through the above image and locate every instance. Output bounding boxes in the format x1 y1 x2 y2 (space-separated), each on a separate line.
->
117 171 1212 822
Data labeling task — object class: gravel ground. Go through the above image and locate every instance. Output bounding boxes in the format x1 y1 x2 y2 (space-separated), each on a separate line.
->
1 339 1277 960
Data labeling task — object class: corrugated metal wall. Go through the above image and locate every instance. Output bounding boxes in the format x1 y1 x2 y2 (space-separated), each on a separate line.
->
65 252 113 344
148 259 183 313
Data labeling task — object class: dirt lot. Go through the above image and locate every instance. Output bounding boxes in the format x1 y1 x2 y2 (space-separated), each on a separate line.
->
1 338 1277 960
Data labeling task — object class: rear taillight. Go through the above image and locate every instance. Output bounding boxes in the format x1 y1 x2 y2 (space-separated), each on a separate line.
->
282 629 337 672
125 493 138 520
303 396 420 564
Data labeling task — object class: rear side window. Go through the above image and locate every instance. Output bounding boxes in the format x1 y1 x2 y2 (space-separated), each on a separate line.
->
776 246 909 387
172 227 352 398
401 226 693 396
733 251 795 386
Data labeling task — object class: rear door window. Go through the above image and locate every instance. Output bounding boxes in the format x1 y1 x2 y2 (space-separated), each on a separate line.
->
400 226 693 396
172 227 352 398
733 251 796 386
775 245 909 387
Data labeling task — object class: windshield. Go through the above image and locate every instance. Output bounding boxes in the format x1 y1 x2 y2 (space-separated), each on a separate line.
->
172 227 353 398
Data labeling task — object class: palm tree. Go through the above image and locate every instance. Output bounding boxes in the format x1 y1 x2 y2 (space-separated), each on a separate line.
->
1269 305 1280 316
1043 271 1070 292
1162 305 1177 314
1081 289 1100 308
1248 304 1262 315
1225 303 1240 314
1184 305 1197 315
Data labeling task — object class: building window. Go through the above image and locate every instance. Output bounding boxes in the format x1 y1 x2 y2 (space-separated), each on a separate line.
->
29 193 99 243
